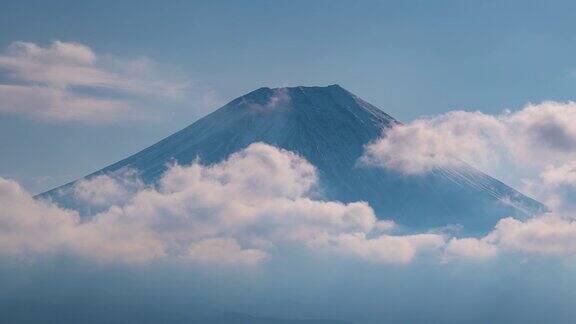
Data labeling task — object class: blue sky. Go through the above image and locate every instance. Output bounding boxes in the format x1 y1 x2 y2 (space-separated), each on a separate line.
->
2 0 576 193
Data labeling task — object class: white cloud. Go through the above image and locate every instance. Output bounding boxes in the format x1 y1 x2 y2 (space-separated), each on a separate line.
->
0 143 444 264
362 111 504 174
0 177 81 256
362 101 576 176
318 232 445 263
444 237 498 261
6 143 576 264
487 215 576 256
445 214 576 261
71 168 144 207
0 40 192 123
360 101 576 228
187 238 266 266
521 162 576 213
358 101 576 262
539 162 576 187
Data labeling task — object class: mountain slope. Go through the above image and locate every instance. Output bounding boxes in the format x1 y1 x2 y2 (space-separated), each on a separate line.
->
43 85 545 233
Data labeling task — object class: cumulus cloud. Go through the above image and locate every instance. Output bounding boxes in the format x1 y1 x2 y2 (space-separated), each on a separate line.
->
444 237 498 261
5 143 576 264
522 162 576 213
487 215 576 256
0 177 81 256
362 111 503 174
360 101 576 236
71 168 144 207
362 101 576 176
445 214 576 261
0 143 444 264
356 100 576 262
0 40 192 123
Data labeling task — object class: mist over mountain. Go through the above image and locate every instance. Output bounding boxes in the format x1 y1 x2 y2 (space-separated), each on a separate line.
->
43 85 545 233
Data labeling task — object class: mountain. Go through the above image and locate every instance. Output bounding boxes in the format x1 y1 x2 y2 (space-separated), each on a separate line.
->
42 85 545 233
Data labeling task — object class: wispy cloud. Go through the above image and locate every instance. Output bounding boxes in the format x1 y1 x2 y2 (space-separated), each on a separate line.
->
0 40 193 123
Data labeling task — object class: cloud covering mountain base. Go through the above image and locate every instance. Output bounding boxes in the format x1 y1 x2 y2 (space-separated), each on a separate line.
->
2 143 576 266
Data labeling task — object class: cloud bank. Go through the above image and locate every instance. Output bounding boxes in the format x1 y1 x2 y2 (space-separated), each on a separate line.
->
0 40 192 123
3 142 576 265
0 143 444 264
